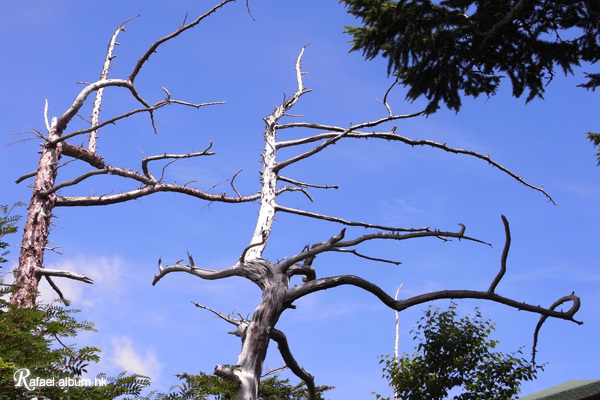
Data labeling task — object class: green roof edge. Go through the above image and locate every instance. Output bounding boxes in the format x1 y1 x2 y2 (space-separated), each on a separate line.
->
518 380 600 400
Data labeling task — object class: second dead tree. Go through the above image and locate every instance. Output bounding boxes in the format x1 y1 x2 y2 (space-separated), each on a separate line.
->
13 2 582 400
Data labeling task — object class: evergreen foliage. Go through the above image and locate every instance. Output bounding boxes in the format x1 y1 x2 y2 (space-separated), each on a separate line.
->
375 303 542 400
341 0 600 114
586 131 600 165
149 372 333 400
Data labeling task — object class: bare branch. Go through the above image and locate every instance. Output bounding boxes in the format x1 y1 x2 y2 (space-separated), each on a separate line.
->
286 275 582 324
532 292 582 363
280 225 482 275
275 111 424 135
245 45 312 260
41 170 110 196
286 264 316 282
61 142 107 169
275 204 430 232
192 301 242 326
240 233 266 263
129 0 236 82
262 365 288 378
245 0 260 23
55 184 261 207
394 283 403 360
54 79 141 134
44 275 70 305
230 169 243 198
141 142 215 181
55 141 261 204
332 226 489 248
279 176 339 190
16 171 37 184
152 259 241 286
89 17 138 152
44 99 51 133
36 268 94 284
379 76 401 117
332 248 402 265
270 328 317 400
276 127 556 204
488 214 510 293
274 126 354 172
279 229 346 272
58 99 224 144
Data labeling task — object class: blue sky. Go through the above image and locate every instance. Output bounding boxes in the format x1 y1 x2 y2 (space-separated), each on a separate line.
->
1 1 599 399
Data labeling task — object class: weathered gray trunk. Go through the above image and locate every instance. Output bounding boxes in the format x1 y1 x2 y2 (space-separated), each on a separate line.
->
235 260 288 399
11 126 62 307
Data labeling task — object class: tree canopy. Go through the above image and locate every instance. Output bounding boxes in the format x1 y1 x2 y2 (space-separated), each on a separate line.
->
341 0 600 113
376 303 543 400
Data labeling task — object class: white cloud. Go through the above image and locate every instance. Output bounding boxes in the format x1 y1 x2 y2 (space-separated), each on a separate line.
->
108 336 163 381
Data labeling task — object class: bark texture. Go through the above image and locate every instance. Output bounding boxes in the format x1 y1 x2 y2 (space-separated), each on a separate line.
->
11 124 62 307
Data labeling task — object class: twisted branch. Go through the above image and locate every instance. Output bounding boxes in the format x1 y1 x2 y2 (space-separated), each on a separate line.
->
286 275 581 324
488 215 510 293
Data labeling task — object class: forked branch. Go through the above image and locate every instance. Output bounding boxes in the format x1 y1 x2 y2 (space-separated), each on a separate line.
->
36 268 94 284
284 216 582 330
270 328 317 400
152 256 241 286
280 223 484 273
286 275 581 323
141 141 215 182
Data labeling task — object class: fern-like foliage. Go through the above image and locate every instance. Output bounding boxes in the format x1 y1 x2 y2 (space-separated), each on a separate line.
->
0 286 156 400
0 208 152 400
0 202 24 266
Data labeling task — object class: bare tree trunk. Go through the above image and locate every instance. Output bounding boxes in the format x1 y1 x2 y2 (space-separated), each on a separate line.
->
234 260 289 399
11 123 62 307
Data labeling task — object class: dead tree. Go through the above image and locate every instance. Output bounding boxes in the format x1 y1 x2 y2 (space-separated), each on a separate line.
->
11 0 238 307
151 47 581 399
13 2 581 399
